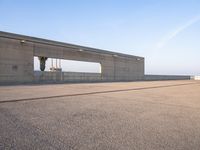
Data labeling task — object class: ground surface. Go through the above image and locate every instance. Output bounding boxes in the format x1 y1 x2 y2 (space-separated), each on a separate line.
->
0 80 200 150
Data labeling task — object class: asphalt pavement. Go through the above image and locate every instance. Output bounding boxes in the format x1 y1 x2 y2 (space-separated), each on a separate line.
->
0 80 200 150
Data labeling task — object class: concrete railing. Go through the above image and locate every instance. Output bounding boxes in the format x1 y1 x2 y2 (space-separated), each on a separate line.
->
144 75 191 81
34 71 102 83
34 71 193 83
34 71 146 83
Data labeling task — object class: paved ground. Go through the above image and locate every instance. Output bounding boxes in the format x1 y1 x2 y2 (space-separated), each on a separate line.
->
0 80 200 150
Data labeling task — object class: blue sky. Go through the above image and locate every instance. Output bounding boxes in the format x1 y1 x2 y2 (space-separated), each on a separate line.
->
0 0 200 75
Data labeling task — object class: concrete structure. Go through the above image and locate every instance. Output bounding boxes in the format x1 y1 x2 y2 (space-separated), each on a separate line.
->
0 31 144 84
145 75 191 81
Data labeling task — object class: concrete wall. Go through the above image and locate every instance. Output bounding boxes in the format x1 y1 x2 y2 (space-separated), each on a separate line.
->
0 36 34 83
34 71 101 83
145 75 191 81
0 31 144 84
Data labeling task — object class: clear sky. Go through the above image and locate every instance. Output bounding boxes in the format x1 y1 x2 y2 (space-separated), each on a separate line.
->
0 0 200 75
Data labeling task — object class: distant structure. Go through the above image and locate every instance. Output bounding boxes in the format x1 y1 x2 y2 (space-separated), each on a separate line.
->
50 58 62 72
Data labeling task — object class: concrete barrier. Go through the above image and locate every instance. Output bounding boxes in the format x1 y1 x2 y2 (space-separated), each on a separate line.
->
34 71 102 83
34 72 191 83
144 75 190 81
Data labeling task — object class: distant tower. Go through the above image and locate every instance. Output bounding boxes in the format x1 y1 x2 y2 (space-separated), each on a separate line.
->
50 58 62 72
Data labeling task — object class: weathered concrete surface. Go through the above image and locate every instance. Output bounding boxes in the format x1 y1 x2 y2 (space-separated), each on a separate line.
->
34 71 102 83
0 80 200 149
0 31 144 84
33 72 191 83
0 36 34 83
145 74 190 81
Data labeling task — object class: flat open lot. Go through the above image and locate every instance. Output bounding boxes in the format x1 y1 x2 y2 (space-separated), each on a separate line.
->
0 80 200 150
